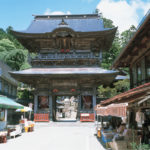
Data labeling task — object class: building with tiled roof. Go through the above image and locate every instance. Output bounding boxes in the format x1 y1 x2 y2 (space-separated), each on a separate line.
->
10 14 117 122
96 10 150 122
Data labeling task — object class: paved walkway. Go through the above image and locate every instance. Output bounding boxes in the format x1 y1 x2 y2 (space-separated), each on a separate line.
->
0 122 106 150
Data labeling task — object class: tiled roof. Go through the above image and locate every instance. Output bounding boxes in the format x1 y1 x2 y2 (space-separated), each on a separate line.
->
0 61 18 86
13 14 114 33
101 82 150 105
10 67 118 75
24 18 106 33
115 75 129 80
0 95 24 109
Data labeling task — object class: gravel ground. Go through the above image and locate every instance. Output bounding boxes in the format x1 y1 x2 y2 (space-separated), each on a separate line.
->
0 122 106 150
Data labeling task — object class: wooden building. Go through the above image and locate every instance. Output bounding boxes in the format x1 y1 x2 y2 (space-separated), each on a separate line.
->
0 61 22 131
0 61 18 99
113 10 150 89
96 10 150 124
10 14 117 122
95 10 150 149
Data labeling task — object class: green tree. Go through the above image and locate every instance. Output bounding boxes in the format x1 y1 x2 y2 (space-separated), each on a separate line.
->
4 49 26 70
113 79 130 94
0 38 29 70
0 39 16 52
101 16 121 69
0 28 7 40
120 25 136 48
98 85 117 98
0 27 31 70
6 26 24 49
98 79 130 98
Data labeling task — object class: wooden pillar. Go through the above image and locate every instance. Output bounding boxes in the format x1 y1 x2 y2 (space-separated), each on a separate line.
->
132 64 137 87
130 67 133 89
77 95 81 120
99 50 102 64
49 94 53 121
34 94 38 113
141 58 146 84
93 87 96 114
4 109 7 122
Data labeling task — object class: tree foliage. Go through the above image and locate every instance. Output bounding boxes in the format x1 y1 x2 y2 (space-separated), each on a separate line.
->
97 11 137 70
98 85 117 98
4 49 26 70
98 79 130 98
100 16 122 69
120 25 136 48
0 27 31 70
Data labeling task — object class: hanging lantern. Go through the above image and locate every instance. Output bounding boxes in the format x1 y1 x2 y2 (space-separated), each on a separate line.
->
66 49 70 53
53 89 58 93
71 89 76 92
60 49 65 53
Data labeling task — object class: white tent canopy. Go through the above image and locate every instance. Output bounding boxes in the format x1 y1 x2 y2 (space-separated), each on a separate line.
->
16 106 32 112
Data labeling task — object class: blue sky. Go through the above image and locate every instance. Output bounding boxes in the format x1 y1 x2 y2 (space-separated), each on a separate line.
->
0 0 150 33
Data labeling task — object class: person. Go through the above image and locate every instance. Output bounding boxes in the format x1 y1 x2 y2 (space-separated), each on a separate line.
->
117 123 126 134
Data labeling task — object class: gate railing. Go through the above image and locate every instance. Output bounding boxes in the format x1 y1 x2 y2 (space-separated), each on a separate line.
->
34 113 49 122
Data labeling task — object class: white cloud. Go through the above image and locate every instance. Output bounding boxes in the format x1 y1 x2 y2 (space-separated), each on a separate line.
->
96 0 150 33
44 8 71 15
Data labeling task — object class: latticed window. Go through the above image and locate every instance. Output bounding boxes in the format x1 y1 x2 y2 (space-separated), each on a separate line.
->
137 63 142 83
11 85 13 95
4 81 9 94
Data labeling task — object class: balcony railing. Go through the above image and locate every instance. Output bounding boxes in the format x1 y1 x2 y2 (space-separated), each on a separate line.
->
32 52 100 61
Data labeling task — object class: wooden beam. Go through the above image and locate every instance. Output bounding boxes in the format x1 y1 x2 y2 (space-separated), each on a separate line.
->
141 36 148 44
138 43 147 49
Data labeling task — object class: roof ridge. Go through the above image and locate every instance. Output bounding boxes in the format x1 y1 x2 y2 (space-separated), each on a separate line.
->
33 14 99 20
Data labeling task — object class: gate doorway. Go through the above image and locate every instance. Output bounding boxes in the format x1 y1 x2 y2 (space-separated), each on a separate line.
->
55 96 78 121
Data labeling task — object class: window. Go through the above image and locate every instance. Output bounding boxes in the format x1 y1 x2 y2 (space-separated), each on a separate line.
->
13 87 17 96
4 81 9 94
11 85 13 95
137 63 142 83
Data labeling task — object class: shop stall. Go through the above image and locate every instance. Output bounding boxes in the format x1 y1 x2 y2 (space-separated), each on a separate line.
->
95 83 150 149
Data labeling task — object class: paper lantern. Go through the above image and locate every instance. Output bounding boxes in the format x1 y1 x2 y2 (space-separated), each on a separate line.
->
53 89 58 93
60 49 65 53
71 89 76 92
66 49 70 53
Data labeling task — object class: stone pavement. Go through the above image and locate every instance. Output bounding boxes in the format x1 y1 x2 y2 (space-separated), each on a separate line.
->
0 122 106 150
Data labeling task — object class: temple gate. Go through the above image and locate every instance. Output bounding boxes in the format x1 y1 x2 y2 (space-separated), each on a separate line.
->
10 14 117 121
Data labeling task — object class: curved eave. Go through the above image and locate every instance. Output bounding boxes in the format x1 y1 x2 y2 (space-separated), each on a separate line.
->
9 68 118 85
112 13 150 69
11 27 117 52
10 68 118 76
11 27 117 38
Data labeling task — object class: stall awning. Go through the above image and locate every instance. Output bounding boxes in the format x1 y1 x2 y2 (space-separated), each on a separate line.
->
0 96 24 109
95 103 128 117
16 106 32 112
